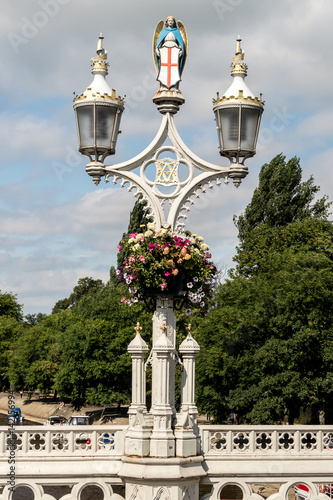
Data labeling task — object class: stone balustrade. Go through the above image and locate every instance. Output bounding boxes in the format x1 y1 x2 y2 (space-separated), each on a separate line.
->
0 425 127 457
0 424 332 500
200 424 333 455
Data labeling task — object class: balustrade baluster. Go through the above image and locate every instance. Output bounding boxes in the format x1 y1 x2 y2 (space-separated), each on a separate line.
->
45 430 51 454
91 430 97 453
249 430 255 453
22 430 28 454
294 430 300 452
68 430 74 453
318 430 323 452
226 429 232 453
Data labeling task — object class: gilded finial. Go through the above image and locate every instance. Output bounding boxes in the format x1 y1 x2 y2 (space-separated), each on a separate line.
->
96 33 105 55
160 321 167 335
231 36 247 77
134 322 142 335
91 34 108 75
234 36 244 60
186 324 193 336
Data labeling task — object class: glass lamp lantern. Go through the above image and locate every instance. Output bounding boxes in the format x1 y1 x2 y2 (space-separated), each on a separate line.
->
213 38 264 186
73 34 124 185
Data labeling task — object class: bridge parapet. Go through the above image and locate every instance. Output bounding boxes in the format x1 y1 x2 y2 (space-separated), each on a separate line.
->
0 424 128 457
200 424 333 456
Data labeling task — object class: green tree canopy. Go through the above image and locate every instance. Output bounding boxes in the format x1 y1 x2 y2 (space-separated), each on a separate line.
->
0 291 23 321
117 195 152 269
195 154 333 424
234 154 331 246
52 277 104 314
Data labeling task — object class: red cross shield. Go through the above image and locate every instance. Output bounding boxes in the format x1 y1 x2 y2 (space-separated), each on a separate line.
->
157 46 181 89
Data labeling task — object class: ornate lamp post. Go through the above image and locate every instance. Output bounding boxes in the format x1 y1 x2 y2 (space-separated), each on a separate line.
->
73 18 263 500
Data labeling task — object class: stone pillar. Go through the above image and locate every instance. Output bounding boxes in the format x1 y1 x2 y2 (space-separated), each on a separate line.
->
149 322 175 458
152 297 176 418
175 325 201 457
125 322 152 457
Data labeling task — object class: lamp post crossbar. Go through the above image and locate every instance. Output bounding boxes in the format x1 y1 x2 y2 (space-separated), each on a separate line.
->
103 112 232 232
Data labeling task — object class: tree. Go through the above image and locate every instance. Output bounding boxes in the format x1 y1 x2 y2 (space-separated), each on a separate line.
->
0 316 26 389
0 291 23 321
52 277 104 314
234 154 331 247
117 195 152 269
0 291 24 388
8 313 67 394
195 154 333 424
54 283 151 409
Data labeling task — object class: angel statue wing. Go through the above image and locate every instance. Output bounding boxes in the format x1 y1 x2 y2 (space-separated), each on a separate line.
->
152 20 164 76
177 20 188 76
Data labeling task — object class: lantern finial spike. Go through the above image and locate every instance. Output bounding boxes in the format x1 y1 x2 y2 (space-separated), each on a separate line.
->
96 33 105 56
234 36 243 59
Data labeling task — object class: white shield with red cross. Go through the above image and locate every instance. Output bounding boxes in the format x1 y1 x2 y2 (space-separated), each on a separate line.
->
157 46 180 89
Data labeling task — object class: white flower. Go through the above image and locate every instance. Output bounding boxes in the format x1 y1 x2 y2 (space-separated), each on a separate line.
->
200 243 210 251
196 236 204 242
144 230 153 237
147 223 155 230
133 243 140 251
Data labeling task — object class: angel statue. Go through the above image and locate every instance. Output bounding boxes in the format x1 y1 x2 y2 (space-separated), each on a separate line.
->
153 16 188 90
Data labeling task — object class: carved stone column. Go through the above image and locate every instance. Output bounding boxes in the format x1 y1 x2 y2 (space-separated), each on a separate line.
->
152 297 176 418
149 322 175 458
175 325 200 457
125 323 151 457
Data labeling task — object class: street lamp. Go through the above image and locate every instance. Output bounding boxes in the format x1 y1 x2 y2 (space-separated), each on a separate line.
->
72 20 265 497
213 37 264 186
72 19 264 468
73 31 263 230
73 34 124 185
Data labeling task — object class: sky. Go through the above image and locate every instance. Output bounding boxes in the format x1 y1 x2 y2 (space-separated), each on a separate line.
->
1 0 332 315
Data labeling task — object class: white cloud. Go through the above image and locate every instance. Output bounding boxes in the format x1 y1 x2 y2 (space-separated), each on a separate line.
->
0 0 332 314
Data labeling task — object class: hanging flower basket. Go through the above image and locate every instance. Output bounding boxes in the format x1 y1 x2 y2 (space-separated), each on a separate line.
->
140 273 187 298
117 224 219 316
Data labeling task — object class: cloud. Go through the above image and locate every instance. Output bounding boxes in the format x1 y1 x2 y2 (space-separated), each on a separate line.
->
0 0 332 315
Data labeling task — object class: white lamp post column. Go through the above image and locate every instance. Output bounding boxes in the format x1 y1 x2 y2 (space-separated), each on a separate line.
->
151 297 177 419
74 22 264 500
125 323 151 457
149 322 175 458
175 324 200 457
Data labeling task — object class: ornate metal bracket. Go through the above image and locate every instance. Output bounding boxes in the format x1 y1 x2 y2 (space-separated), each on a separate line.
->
101 112 244 232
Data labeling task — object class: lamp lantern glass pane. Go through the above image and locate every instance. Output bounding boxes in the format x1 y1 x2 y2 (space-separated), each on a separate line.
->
215 103 262 157
240 107 261 151
218 108 239 150
75 100 123 158
76 105 94 148
95 105 117 149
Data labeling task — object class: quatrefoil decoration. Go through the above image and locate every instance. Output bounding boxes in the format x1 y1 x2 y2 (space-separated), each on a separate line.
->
141 146 193 198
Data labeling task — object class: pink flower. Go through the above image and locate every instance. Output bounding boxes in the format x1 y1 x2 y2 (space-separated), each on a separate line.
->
128 256 135 262
160 282 167 290
117 245 122 251
129 233 137 239
139 255 146 263
165 272 171 276
121 296 127 303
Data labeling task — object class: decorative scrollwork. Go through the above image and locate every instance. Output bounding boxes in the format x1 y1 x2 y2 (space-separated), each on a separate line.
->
103 113 233 231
